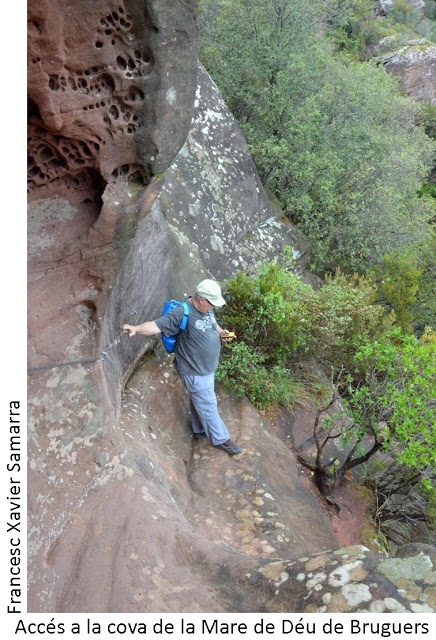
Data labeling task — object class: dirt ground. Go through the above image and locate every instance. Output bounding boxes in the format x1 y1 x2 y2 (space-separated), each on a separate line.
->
264 405 373 548
296 467 373 547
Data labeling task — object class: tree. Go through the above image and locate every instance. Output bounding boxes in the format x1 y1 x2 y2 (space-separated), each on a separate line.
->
349 329 435 473
199 0 435 273
296 366 385 494
299 329 436 494
217 260 434 503
325 0 389 60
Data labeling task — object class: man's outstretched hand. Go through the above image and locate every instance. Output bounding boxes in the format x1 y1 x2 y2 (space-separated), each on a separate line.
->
123 324 137 337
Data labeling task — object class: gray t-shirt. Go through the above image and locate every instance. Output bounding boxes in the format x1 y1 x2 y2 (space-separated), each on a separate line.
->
155 299 221 376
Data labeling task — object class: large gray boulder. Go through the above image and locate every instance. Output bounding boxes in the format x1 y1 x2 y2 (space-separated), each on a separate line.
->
159 64 306 279
381 41 436 105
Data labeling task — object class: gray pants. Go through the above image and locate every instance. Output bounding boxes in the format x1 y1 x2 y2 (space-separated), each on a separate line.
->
179 372 230 446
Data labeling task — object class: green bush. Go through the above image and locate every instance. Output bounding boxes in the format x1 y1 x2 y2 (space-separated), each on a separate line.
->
219 264 317 364
216 256 392 407
345 328 436 483
370 252 423 332
309 269 393 369
216 341 303 408
387 0 421 28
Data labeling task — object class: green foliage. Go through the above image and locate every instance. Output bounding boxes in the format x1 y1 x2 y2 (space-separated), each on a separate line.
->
370 251 423 332
215 260 315 408
216 257 391 407
310 270 393 369
199 0 436 274
424 0 436 21
215 341 267 405
418 183 436 199
219 263 317 366
303 327 435 493
412 232 436 334
215 341 303 408
345 328 436 481
394 0 436 45
386 1 422 28
325 0 391 60
418 103 436 141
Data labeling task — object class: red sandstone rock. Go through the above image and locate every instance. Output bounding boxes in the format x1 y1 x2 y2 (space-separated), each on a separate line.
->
28 0 199 203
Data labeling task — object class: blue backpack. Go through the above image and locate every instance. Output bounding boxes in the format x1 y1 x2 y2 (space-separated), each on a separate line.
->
161 300 189 353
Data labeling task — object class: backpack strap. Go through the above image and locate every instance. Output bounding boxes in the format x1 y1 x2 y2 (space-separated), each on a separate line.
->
179 301 189 330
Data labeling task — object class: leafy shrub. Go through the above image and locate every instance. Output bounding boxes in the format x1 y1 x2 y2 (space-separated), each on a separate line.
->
387 0 422 28
219 263 317 365
216 341 303 408
418 184 436 199
216 257 392 407
309 269 393 369
345 328 436 483
370 252 423 332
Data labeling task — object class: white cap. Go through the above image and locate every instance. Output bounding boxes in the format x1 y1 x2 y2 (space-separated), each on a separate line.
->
195 279 226 307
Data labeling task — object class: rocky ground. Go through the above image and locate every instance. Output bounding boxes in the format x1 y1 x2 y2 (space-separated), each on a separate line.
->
263 405 377 551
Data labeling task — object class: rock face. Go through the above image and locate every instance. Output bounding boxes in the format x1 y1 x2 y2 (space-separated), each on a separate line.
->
374 1 425 16
159 64 306 280
381 41 436 106
27 0 436 614
27 0 200 411
374 0 394 15
372 3 435 104
28 0 198 198
29 356 436 613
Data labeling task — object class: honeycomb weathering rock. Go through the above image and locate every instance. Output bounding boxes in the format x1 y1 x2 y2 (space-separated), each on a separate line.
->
27 0 199 201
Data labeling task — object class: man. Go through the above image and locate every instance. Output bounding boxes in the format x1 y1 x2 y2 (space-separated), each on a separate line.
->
122 279 242 455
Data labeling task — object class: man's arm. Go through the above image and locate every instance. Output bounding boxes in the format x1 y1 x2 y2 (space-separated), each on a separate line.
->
123 321 161 337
